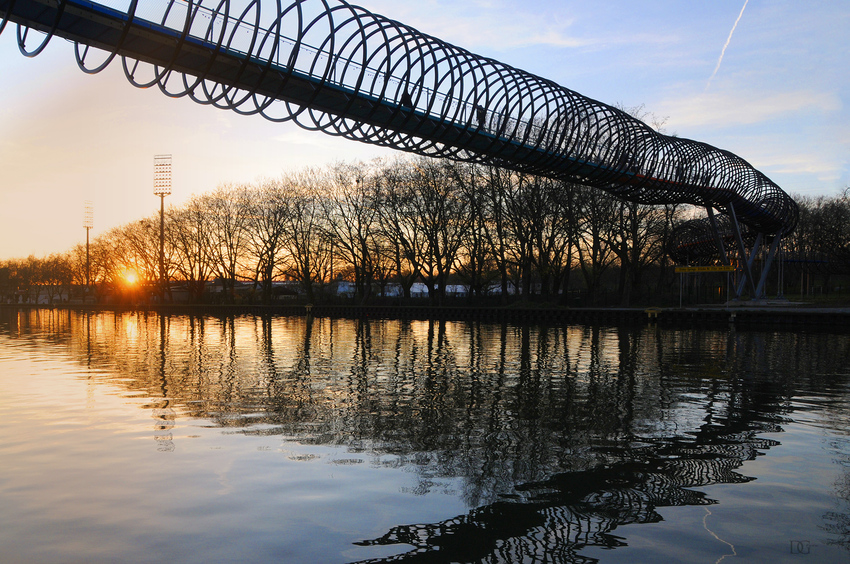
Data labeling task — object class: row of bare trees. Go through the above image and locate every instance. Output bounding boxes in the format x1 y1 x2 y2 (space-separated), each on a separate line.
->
783 188 850 293
787 190 850 261
2 157 847 306
0 254 76 305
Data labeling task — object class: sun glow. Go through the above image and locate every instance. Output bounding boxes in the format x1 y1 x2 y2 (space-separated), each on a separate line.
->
123 270 139 285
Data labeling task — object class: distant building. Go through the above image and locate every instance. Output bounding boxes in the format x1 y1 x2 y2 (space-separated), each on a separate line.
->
410 282 431 298
445 284 468 297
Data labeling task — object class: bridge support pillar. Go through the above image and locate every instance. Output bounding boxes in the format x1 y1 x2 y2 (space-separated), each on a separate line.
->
728 204 761 299
755 234 782 299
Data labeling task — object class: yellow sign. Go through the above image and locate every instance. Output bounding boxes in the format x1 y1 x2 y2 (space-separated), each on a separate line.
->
675 265 736 273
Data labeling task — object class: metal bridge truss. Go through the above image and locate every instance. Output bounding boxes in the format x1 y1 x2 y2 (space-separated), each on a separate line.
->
669 212 785 299
1 0 799 299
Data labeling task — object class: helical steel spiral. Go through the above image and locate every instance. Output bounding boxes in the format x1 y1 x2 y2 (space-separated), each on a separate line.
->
667 214 756 264
1 0 798 257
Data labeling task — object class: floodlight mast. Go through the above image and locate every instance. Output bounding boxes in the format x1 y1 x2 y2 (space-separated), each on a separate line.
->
83 200 93 303
154 155 171 303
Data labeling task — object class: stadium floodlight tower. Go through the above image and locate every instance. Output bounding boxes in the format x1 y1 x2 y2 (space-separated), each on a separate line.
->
153 154 171 303
83 200 93 303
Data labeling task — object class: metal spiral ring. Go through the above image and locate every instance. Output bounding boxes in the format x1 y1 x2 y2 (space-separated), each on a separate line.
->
0 0 15 36
75 0 139 74
15 0 64 57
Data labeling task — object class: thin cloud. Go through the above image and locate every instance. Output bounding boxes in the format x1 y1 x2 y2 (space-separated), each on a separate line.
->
706 0 749 91
663 89 841 129
357 0 591 51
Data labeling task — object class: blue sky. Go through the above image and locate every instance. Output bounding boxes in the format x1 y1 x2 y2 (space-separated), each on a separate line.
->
0 0 848 259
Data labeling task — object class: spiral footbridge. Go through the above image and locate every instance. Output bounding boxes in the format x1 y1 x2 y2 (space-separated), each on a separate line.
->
1 0 798 298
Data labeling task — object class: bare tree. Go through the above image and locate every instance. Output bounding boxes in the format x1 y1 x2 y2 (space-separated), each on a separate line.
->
655 203 684 297
202 184 250 302
40 253 74 304
322 162 383 304
787 191 850 294
480 165 515 303
119 217 161 286
66 243 89 294
484 172 575 300
168 196 215 303
0 263 12 303
241 179 292 304
451 161 498 299
575 186 619 304
407 157 471 304
14 257 39 304
277 171 332 303
549 180 581 302
510 175 576 299
612 200 671 305
87 228 136 302
376 158 426 300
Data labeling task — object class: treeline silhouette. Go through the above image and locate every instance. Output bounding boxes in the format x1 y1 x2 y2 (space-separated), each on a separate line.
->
1 157 847 306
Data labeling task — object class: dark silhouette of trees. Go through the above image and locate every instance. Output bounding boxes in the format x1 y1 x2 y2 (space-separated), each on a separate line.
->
242 179 292 304
614 201 674 305
576 185 619 304
785 190 850 294
203 184 250 302
479 165 515 304
2 159 844 307
323 162 383 304
452 162 498 300
40 253 73 305
169 196 215 303
375 159 427 301
407 158 471 304
277 171 332 303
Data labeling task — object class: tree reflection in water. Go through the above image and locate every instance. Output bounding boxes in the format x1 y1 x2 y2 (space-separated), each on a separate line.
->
821 391 850 554
1 308 849 562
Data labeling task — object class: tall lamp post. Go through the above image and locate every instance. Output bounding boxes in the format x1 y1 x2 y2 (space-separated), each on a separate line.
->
83 201 93 304
153 155 172 303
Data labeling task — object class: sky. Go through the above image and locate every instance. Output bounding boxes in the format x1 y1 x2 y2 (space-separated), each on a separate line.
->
0 0 848 259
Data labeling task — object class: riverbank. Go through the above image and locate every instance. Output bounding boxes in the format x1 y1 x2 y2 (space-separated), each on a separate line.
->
4 301 850 329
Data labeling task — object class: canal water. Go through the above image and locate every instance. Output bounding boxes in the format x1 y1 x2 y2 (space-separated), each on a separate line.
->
1 309 850 563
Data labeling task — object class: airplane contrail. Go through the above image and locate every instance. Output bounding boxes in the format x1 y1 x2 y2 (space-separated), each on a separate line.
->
706 0 749 91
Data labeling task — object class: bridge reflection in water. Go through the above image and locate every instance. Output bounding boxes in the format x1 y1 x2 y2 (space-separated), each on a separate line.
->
2 308 850 562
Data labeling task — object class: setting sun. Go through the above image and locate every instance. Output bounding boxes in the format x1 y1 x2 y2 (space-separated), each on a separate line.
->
123 270 138 285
